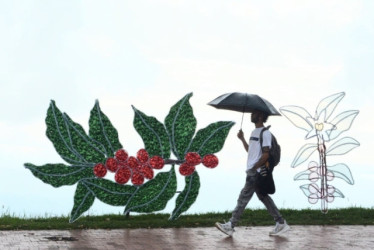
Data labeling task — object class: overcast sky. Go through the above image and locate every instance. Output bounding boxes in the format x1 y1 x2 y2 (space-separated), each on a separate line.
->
1 0 373 218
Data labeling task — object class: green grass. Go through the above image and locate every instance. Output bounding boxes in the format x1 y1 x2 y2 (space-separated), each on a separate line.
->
1 208 373 230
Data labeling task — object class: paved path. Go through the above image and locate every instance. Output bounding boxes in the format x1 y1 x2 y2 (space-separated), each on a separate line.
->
1 226 373 249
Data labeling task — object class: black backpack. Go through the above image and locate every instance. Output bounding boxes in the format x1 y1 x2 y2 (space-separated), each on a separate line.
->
260 126 281 167
257 126 281 195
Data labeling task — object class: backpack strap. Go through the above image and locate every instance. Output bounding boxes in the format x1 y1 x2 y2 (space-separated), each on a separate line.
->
260 125 273 171
259 125 271 152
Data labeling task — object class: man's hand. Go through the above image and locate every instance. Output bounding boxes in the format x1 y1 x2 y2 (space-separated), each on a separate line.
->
237 129 245 140
237 129 248 152
259 166 268 176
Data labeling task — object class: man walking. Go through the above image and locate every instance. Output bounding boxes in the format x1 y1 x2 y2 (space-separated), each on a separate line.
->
215 110 290 237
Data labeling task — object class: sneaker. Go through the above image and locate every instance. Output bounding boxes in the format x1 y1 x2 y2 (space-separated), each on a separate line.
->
215 221 235 237
269 220 290 236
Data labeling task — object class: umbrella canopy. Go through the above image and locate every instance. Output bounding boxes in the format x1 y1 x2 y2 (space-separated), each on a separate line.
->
208 92 281 115
208 92 280 128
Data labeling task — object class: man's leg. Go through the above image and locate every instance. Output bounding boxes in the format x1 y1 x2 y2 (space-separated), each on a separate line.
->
256 187 290 235
215 170 257 236
255 189 284 223
229 171 257 227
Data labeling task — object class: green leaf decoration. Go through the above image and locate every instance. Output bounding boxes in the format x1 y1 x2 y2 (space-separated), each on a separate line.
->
326 137 360 156
279 106 313 132
291 143 317 168
329 110 359 141
63 113 106 163
46 100 106 164
170 171 200 220
316 92 345 121
82 178 137 206
70 181 95 223
89 100 123 158
293 170 314 181
24 163 94 187
300 184 313 197
331 187 345 198
165 93 196 160
46 101 83 164
188 121 235 156
299 184 345 199
132 106 171 158
124 167 177 213
328 163 354 185
300 184 320 198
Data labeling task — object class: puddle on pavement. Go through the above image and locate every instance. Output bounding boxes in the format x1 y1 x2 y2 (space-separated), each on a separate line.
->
44 236 78 242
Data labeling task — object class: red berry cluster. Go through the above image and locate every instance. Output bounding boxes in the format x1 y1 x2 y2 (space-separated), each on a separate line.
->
93 149 219 183
179 152 219 176
93 149 165 185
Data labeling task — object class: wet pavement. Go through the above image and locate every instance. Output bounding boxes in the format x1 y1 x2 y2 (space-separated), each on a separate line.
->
0 226 373 249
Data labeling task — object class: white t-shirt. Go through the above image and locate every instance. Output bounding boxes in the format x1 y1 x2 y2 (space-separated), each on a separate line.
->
246 127 272 172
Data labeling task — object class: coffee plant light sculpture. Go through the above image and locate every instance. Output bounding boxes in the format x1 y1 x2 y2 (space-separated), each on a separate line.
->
25 93 234 222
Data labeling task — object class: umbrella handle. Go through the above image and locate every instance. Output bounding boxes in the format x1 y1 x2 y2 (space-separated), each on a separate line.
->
240 93 247 129
240 112 244 129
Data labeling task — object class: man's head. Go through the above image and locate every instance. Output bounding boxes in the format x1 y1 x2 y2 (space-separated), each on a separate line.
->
251 110 269 124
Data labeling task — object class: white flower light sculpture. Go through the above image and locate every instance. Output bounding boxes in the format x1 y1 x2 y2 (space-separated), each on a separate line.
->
280 92 359 213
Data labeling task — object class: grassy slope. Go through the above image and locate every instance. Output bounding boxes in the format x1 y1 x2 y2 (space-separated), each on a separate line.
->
1 208 373 230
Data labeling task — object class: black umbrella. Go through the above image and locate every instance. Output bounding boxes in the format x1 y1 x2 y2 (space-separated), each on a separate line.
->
208 92 281 128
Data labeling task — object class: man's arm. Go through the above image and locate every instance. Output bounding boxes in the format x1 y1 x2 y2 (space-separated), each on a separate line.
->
237 129 248 152
253 146 270 170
